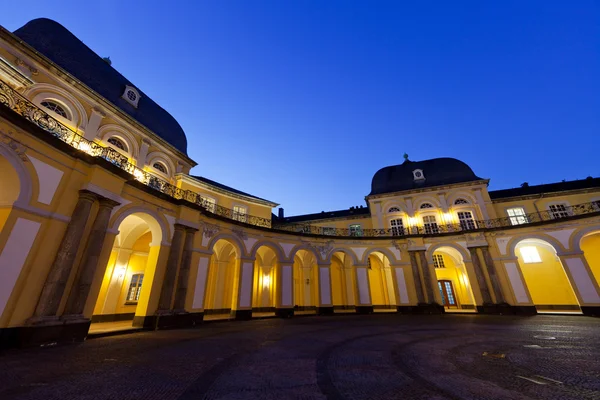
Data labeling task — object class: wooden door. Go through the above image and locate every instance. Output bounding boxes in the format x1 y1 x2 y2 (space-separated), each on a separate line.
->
438 280 457 307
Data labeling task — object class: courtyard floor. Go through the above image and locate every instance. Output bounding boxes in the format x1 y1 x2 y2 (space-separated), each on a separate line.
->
1 314 599 400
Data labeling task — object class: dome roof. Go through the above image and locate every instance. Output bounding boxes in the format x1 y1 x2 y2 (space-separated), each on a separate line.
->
369 157 484 196
14 19 188 155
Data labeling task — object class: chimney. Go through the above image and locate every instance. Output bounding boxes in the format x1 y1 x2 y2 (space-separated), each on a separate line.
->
278 207 284 219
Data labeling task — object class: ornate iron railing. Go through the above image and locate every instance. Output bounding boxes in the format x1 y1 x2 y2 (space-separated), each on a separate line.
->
0 80 274 227
1 79 599 237
273 201 600 237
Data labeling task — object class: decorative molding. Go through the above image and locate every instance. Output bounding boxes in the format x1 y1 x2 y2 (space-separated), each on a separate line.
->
232 227 248 241
15 58 38 75
202 222 220 239
391 240 407 251
0 129 28 161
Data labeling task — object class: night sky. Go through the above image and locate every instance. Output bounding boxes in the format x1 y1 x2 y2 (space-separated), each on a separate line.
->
4 1 599 215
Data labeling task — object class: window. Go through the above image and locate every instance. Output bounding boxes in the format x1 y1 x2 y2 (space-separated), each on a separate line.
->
454 198 469 205
203 197 216 213
322 227 336 235
108 137 127 151
153 162 167 173
40 100 68 119
507 207 528 225
122 85 141 107
349 224 363 236
390 218 404 236
420 203 433 209
126 274 144 302
388 207 400 213
423 215 439 234
520 246 542 263
458 211 476 230
233 205 247 223
549 204 570 219
413 169 425 181
433 254 445 269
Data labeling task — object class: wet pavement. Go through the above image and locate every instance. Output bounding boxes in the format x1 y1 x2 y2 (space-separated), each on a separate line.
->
1 314 599 399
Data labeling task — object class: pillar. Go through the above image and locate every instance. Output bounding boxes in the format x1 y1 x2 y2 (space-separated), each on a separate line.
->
355 265 373 314
231 257 255 320
480 246 506 303
156 223 186 313
391 265 412 312
559 252 600 317
317 263 334 315
408 251 425 303
418 251 438 304
62 197 120 319
468 247 493 306
191 252 212 312
30 190 98 322
275 262 294 318
172 227 198 311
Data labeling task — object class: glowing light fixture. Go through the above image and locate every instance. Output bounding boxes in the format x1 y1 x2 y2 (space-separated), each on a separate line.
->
262 274 271 288
77 141 93 155
133 168 145 182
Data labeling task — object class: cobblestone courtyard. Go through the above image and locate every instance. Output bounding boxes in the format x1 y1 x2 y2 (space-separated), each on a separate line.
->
1 314 599 400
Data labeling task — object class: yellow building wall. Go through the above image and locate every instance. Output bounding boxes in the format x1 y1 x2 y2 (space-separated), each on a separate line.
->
516 245 579 306
492 191 600 219
581 234 600 286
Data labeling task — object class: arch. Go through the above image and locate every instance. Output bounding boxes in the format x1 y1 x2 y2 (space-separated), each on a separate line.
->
98 124 140 160
288 244 321 264
146 152 176 178
325 247 360 265
447 191 477 207
569 224 600 252
25 83 88 130
575 227 600 290
361 247 399 265
206 232 246 259
366 250 398 309
387 206 401 213
426 242 471 264
0 142 34 207
430 245 477 310
505 233 567 258
249 240 286 262
382 200 406 214
109 205 169 246
414 196 441 210
293 248 319 310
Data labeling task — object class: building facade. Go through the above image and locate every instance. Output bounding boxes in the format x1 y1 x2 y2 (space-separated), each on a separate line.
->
0 19 599 348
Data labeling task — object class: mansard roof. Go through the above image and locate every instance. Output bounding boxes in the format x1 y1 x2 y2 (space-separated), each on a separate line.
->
14 18 189 155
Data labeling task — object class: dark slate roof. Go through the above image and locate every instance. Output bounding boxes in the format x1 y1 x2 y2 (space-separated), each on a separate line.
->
489 178 600 199
14 18 188 155
191 175 274 203
281 207 370 223
370 158 484 195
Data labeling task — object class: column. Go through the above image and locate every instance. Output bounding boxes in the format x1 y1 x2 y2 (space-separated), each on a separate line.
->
156 223 186 313
232 257 255 320
63 197 120 319
559 253 600 316
417 251 437 303
172 227 198 311
480 246 505 303
275 262 294 318
318 263 334 314
391 265 411 306
31 190 98 321
468 247 493 305
355 265 373 314
408 251 425 303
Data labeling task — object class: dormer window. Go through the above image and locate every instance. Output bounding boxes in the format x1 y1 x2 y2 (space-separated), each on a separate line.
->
122 85 141 108
420 203 433 209
413 169 425 181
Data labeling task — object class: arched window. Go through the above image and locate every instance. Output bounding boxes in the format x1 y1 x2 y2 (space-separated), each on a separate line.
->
40 100 69 119
388 207 401 213
153 162 167 174
108 137 127 151
420 203 433 209
454 198 469 205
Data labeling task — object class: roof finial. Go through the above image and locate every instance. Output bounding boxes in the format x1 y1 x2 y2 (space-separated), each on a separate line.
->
403 153 409 161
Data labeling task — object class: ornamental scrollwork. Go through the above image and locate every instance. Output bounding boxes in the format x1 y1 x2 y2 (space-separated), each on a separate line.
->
232 227 248 241
202 222 220 239
0 129 28 161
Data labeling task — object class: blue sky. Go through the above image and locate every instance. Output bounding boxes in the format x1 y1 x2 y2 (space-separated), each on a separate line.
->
4 1 599 215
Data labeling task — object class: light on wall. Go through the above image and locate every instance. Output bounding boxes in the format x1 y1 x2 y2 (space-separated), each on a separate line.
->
262 274 271 288
116 265 127 279
408 217 419 226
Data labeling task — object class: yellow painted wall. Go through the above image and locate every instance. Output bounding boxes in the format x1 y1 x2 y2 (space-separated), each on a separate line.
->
330 261 345 306
517 245 578 305
581 234 600 286
0 208 11 233
92 250 117 315
492 191 600 220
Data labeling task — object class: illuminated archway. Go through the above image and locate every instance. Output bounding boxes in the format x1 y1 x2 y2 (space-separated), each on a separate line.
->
331 250 355 311
431 246 476 312
204 238 241 318
514 238 579 311
293 249 319 313
252 245 279 315
366 251 397 311
92 212 164 325
579 230 600 287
